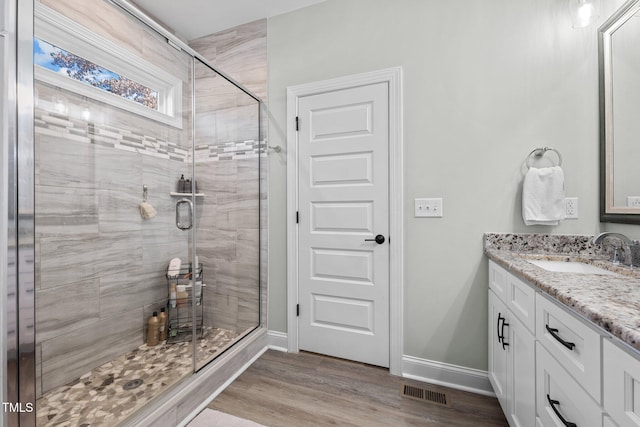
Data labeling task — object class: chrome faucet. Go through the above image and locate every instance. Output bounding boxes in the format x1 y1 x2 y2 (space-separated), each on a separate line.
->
592 232 633 246
592 232 634 265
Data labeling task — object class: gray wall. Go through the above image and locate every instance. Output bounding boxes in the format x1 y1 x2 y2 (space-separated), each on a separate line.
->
266 0 636 371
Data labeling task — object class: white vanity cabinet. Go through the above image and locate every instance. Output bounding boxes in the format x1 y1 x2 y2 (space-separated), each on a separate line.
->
488 261 536 427
487 259 640 427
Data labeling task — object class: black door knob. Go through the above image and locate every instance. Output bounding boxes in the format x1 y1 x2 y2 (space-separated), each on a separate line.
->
364 234 385 244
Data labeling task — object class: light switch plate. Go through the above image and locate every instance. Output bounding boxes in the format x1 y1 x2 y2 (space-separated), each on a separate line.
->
415 198 443 217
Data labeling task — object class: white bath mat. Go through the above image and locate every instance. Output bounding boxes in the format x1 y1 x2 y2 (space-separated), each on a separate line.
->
187 408 266 427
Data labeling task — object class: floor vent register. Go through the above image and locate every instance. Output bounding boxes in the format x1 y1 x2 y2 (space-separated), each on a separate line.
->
401 384 450 407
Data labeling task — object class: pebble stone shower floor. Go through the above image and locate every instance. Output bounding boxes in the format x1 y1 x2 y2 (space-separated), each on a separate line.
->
36 327 240 426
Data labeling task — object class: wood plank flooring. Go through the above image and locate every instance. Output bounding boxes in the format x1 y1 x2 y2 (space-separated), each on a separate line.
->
208 350 508 426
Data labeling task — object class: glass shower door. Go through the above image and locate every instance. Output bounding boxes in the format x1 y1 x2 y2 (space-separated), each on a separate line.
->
193 59 262 370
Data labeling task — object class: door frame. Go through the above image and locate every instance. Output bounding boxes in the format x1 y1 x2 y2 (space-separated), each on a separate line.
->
286 67 404 375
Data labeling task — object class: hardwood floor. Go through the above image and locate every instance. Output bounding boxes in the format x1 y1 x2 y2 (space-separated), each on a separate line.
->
208 350 508 426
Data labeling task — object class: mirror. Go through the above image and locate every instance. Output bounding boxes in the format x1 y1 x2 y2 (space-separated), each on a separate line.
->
599 0 640 223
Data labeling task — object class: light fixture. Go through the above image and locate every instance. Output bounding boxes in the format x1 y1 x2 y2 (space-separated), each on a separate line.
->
571 0 600 28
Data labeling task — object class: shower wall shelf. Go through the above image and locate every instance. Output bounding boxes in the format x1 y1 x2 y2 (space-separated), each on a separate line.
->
170 192 205 197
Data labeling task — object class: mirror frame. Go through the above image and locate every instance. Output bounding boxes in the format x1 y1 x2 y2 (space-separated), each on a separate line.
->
598 0 640 224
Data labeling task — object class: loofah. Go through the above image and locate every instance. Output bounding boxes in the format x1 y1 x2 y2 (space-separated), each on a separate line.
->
139 201 157 220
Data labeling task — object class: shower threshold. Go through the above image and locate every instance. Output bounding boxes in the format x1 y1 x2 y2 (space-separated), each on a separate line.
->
36 327 241 426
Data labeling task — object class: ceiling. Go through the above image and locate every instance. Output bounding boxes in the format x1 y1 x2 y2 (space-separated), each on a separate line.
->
131 0 326 41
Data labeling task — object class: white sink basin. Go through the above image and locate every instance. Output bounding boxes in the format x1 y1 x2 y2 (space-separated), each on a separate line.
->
527 259 619 276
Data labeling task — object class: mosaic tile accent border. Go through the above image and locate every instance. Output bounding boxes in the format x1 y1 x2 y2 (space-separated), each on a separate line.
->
35 109 267 162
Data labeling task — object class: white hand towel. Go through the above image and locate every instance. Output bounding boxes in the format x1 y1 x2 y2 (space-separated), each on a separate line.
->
522 166 565 226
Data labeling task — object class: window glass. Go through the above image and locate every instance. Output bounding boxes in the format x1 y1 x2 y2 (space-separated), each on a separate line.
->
34 37 159 110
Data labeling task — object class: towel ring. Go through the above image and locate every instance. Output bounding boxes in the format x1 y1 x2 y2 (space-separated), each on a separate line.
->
526 147 562 169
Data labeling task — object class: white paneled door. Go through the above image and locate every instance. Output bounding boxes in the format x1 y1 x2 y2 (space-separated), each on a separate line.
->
297 82 390 367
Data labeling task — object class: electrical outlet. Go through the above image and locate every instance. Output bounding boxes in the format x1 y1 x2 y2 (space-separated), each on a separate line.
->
565 197 579 219
415 198 443 217
627 196 640 208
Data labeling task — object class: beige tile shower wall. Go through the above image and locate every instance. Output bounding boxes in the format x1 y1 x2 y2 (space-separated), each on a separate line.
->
34 82 191 396
190 19 268 101
190 20 267 333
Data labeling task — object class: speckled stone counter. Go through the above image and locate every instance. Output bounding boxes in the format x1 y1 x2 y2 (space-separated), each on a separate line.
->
484 233 640 352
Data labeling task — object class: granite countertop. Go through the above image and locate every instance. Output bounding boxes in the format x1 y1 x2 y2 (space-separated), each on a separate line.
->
484 233 640 352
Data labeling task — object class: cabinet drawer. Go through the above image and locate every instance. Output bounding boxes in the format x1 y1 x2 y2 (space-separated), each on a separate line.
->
489 261 509 304
603 339 640 427
536 293 602 403
536 342 603 427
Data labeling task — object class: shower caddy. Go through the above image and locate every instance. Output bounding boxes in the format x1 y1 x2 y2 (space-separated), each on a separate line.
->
165 262 204 343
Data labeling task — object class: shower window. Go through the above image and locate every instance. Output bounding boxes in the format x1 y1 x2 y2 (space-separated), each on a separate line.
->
34 38 159 110
34 2 183 128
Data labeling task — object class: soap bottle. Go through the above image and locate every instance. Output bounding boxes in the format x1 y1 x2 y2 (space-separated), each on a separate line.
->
147 311 160 346
169 282 177 308
158 307 167 341
178 174 185 193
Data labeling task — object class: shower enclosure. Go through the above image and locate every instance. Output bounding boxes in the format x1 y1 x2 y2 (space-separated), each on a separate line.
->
4 0 265 425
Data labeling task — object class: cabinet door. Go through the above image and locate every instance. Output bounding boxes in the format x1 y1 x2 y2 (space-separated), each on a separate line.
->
603 340 640 427
508 314 536 427
489 289 509 412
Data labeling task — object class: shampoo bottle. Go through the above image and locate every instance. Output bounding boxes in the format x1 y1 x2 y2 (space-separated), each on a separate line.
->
158 307 167 341
147 312 160 346
178 174 185 193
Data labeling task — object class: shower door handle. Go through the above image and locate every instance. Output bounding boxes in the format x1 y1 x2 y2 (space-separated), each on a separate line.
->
176 199 193 231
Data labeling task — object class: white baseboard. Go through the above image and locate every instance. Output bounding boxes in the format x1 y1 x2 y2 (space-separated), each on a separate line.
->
402 355 495 397
267 330 288 352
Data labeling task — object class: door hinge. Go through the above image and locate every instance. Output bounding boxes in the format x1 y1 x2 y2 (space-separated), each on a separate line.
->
295 116 299 131
296 304 300 316
296 211 299 224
